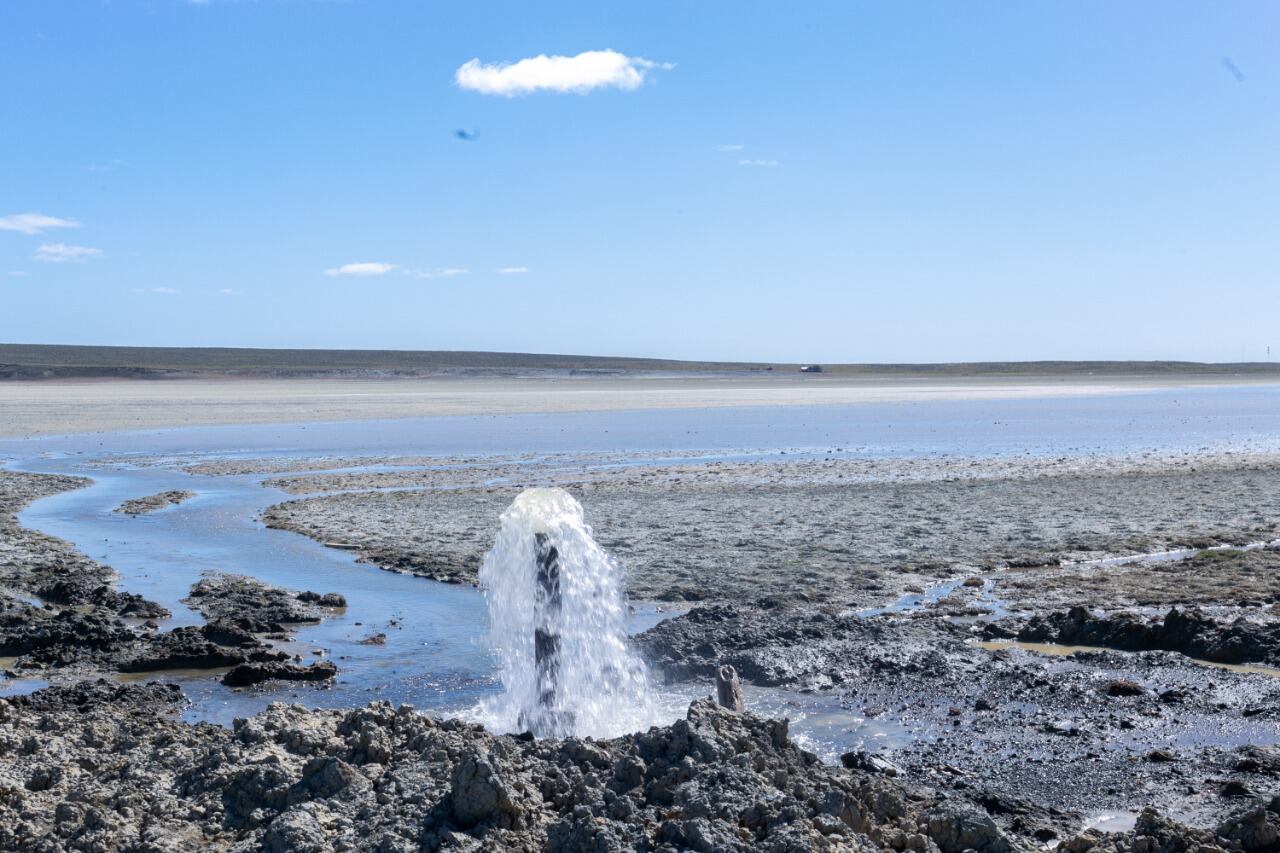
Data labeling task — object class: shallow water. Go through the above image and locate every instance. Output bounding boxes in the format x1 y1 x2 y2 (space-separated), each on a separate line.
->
5 383 1280 464
3 385 1280 749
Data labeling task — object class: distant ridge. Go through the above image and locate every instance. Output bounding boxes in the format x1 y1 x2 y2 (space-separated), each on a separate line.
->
2 343 1279 381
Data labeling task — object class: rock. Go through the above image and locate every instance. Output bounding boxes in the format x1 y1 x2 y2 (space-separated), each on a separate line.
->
186 573 340 635
922 802 1012 852
1217 805 1280 851
841 750 900 776
448 753 529 830
1235 746 1280 774
1105 679 1145 697
1222 779 1255 798
297 591 347 608
222 660 338 687
262 804 332 853
288 757 364 803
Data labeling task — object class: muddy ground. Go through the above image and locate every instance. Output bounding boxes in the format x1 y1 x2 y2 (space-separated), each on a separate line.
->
638 599 1280 829
251 450 1280 842
2 454 1280 849
260 451 1280 606
3 681 1278 852
115 489 196 515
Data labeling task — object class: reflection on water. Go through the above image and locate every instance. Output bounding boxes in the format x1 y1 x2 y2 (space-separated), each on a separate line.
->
0 656 48 697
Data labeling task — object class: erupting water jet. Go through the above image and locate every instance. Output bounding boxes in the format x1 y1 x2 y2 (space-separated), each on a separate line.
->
476 488 655 738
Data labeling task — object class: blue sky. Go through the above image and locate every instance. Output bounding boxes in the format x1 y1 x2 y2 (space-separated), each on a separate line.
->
2 1 1277 363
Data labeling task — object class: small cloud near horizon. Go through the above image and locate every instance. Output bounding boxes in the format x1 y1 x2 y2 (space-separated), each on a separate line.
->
0 213 81 235
405 267 469 279
455 50 672 96
716 144 745 152
325 262 400 277
34 243 102 263
496 266 529 274
738 159 779 167
218 288 241 295
6 271 28 278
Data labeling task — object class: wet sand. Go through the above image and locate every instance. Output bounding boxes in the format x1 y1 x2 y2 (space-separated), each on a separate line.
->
2 373 1271 438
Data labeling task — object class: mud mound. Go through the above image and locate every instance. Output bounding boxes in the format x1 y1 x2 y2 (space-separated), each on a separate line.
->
1007 606 1280 667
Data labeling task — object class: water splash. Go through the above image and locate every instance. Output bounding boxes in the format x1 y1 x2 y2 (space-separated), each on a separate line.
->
474 488 656 738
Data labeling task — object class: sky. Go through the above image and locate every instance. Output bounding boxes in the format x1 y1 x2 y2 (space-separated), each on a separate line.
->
1 1 1277 363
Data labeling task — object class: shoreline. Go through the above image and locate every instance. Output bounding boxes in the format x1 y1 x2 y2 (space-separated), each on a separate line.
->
3 373 1279 439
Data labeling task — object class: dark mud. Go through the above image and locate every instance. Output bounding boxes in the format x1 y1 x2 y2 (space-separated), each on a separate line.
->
0 583 338 687
989 605 1280 667
0 473 339 688
185 572 346 635
114 489 196 515
638 602 1280 831
7 682 1279 852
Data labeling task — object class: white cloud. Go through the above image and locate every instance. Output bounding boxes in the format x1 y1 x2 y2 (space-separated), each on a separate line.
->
130 287 179 294
716 144 744 152
405 267 469 279
738 159 779 167
325 262 399 277
6 271 27 278
0 213 81 235
496 266 529 274
33 243 102 263
455 49 672 96
217 288 241 295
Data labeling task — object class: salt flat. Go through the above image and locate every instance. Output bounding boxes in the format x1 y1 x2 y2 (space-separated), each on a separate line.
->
1 373 1272 438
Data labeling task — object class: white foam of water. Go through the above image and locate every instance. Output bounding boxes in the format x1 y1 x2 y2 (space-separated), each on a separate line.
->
471 488 658 738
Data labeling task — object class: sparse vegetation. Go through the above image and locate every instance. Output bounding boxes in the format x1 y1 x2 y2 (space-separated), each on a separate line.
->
4 343 1280 381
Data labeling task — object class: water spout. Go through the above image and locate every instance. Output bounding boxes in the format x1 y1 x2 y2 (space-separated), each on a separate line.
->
475 488 655 738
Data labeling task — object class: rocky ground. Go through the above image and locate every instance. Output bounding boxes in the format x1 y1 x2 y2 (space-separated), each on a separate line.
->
114 489 196 515
4 681 1279 852
637 597 1280 830
3 451 1280 850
